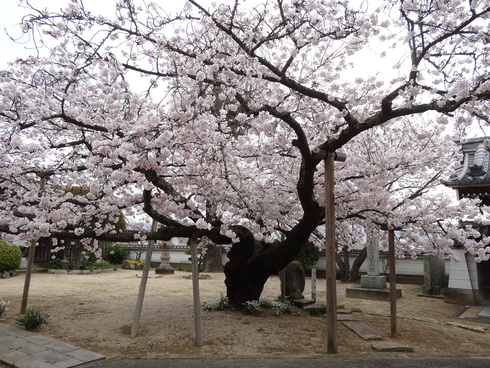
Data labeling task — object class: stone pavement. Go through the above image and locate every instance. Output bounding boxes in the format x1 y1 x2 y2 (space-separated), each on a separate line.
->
0 323 105 368
478 306 490 319
80 354 490 368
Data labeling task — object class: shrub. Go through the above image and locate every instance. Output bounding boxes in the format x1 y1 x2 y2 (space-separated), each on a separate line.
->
96 259 117 268
241 300 262 316
258 297 298 316
0 240 22 272
16 310 49 330
80 251 97 270
104 243 130 264
272 300 298 317
295 241 320 268
48 258 63 270
203 293 231 311
0 301 9 319
259 297 276 309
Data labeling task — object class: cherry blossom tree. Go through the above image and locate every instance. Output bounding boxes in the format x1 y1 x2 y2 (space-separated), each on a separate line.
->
0 0 489 305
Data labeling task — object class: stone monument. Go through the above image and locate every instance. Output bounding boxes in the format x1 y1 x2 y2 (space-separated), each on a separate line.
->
346 238 401 300
280 260 316 307
360 238 386 289
281 260 306 299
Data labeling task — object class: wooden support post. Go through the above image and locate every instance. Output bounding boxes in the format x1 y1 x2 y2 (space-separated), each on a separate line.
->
190 237 203 347
20 175 46 314
388 229 397 337
20 239 37 314
325 153 338 354
131 220 157 338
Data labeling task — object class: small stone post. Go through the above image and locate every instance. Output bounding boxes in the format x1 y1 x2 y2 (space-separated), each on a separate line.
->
311 268 317 301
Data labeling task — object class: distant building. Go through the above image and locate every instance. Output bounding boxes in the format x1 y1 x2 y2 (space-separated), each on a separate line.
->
442 137 490 305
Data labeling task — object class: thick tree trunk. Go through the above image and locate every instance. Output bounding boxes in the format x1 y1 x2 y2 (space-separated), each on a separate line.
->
348 247 367 282
203 245 223 273
223 224 315 307
336 253 346 282
335 245 350 282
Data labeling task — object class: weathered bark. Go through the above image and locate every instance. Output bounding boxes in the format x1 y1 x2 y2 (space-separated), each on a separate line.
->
223 227 260 306
223 222 317 307
348 247 367 282
202 245 223 273
335 245 350 282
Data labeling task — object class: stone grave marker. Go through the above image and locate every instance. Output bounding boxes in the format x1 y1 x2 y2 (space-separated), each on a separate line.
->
360 238 386 289
281 260 305 300
421 254 445 296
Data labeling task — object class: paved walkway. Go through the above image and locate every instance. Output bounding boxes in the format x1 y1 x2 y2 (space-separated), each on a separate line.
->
79 355 490 368
0 323 105 368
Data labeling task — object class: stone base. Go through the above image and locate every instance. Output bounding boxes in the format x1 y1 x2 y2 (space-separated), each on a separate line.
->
361 275 387 289
344 321 382 340
346 287 402 301
371 341 414 352
303 304 326 316
155 266 175 275
293 299 316 308
443 288 476 305
478 306 490 320
421 285 442 296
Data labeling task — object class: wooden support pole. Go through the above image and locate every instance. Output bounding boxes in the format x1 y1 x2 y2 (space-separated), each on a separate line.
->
131 220 157 338
325 153 338 354
20 175 46 314
190 237 203 347
20 239 37 314
388 229 397 337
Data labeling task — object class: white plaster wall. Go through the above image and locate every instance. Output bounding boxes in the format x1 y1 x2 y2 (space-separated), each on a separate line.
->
466 252 479 291
311 253 444 276
127 248 452 279
448 249 473 290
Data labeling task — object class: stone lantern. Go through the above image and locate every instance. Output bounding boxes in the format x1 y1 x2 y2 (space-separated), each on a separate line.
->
155 240 174 274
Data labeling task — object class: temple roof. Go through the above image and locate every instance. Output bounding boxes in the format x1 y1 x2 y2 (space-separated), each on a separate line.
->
442 137 490 188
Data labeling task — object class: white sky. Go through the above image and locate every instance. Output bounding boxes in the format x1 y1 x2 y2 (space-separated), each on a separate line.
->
1 0 488 139
0 0 188 67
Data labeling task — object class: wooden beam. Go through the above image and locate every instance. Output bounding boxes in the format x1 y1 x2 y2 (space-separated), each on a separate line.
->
312 149 347 162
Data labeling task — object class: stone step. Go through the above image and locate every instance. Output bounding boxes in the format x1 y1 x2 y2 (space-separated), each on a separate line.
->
371 341 414 352
293 299 316 308
344 321 383 340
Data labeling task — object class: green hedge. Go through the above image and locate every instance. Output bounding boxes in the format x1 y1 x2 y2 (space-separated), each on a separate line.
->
0 240 22 272
104 243 130 264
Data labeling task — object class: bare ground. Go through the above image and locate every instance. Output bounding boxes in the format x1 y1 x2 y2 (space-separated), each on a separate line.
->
0 269 489 358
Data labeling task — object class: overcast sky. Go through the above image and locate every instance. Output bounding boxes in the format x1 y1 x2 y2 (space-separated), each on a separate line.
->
0 0 188 67
1 0 488 138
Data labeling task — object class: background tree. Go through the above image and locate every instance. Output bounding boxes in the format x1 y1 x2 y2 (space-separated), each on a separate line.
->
0 0 489 306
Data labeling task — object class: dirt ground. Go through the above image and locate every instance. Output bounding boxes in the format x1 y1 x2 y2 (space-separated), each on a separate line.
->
0 269 489 358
